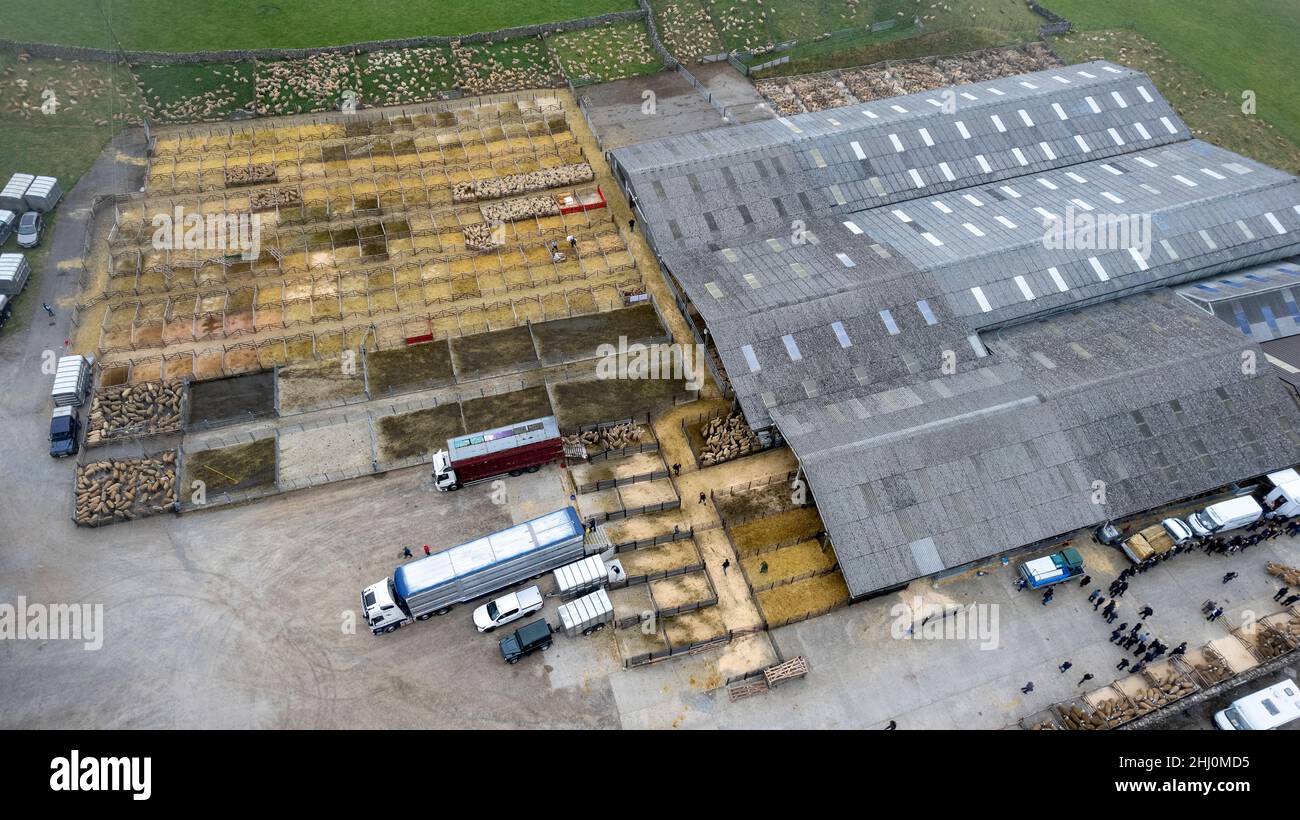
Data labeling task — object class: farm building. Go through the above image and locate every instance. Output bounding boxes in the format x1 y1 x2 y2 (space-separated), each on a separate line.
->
610 60 1300 599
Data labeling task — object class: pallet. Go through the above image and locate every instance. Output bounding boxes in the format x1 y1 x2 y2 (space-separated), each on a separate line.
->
728 680 769 702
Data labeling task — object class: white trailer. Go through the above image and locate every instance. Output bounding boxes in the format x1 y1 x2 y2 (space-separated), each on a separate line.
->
52 355 92 407
0 210 16 244
553 554 609 597
23 176 63 213
0 254 31 296
0 174 33 213
556 587 613 637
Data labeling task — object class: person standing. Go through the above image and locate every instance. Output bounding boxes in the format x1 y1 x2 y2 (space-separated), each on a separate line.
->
42 302 55 318
1042 588 1054 606
1116 658 1130 672
1021 682 1035 694
423 544 431 556
1079 574 1092 588
1139 605 1154 619
1275 586 1290 602
1077 673 1094 687
401 546 413 559
1058 661 1072 674
1222 572 1238 584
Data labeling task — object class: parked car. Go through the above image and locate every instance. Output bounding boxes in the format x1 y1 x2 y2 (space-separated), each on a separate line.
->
499 619 553 664
49 406 81 458
472 585 544 633
16 211 42 248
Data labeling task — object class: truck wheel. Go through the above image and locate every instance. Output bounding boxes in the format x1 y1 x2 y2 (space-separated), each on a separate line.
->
509 469 523 477
507 656 520 664
526 465 540 473
434 607 452 616
416 613 433 621
582 626 596 636
448 483 461 491
384 625 398 634
540 642 552 651
594 623 605 632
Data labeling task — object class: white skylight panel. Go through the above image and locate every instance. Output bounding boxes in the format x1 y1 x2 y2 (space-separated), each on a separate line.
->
971 287 992 312
1085 96 1102 114
1075 135 1091 152
782 334 803 361
741 345 761 372
1048 266 1069 292
889 133 905 152
1088 257 1109 281
1019 109 1034 127
990 114 1007 132
831 321 852 348
1052 102 1068 120
1111 91 1128 108
955 121 971 139
976 154 992 174
1015 276 1035 300
919 128 935 146
909 169 926 188
1128 247 1150 270
850 140 866 160
963 222 985 237
879 310 900 335
1039 142 1056 160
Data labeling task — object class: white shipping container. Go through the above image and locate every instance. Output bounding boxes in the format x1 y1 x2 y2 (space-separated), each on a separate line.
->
0 254 31 296
556 587 613 637
23 176 63 213
0 173 34 213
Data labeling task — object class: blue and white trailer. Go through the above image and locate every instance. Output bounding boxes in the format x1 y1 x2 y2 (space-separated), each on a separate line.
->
362 507 587 635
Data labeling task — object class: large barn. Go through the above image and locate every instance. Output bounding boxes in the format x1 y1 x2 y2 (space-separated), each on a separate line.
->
610 61 1300 599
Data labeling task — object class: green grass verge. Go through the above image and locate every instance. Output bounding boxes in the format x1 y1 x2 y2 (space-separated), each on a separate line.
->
754 26 1035 78
1046 0 1300 152
11 0 639 52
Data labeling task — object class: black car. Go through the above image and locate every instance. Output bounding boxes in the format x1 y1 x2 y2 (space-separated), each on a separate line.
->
49 409 81 458
499 619 553 664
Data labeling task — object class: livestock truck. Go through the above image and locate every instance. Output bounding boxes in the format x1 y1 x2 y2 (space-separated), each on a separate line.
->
432 415 563 491
362 507 587 635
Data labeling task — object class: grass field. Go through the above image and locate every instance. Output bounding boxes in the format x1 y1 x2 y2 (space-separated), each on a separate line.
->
547 21 664 84
1047 0 1300 153
12 0 638 51
1052 29 1300 175
748 0 1042 76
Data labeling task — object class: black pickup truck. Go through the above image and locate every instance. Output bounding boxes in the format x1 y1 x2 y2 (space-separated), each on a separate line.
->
499 619 553 664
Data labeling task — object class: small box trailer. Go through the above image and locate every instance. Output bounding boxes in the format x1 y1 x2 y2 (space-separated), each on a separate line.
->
1263 468 1300 518
556 587 613 637
22 176 63 213
1018 548 1084 589
0 210 16 244
433 415 563 491
1121 519 1193 563
362 507 587 635
0 174 33 213
52 355 92 407
553 554 608 598
0 253 31 296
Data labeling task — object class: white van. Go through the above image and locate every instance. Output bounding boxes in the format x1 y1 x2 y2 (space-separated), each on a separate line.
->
1186 495 1263 538
1214 679 1300 730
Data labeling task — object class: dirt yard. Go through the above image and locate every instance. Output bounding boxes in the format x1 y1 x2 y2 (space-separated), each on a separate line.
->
741 539 837 586
187 371 275 427
460 384 554 431
449 325 539 379
366 341 455 396
184 438 277 495
728 507 825 555
277 417 375 484
551 374 690 429
375 404 466 462
650 571 714 611
277 358 368 414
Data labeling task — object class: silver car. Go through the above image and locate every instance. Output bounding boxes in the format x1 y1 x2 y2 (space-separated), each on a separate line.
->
17 211 42 248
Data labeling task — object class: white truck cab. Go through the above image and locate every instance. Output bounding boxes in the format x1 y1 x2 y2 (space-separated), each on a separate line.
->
432 449 458 490
473 586 544 633
362 578 410 634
